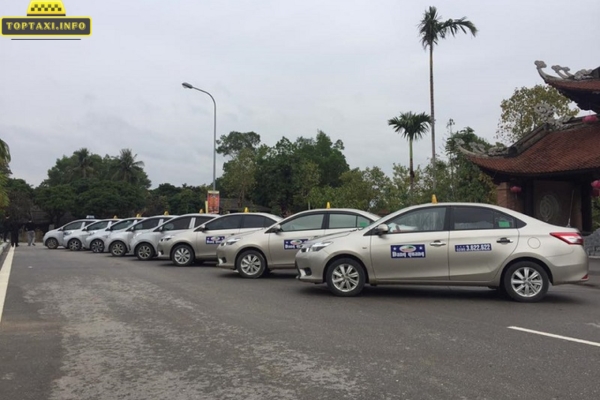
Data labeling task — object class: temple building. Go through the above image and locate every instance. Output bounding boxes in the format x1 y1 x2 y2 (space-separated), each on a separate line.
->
463 61 600 234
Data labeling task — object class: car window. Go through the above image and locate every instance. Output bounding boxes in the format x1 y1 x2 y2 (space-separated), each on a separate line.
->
88 220 110 230
194 216 214 228
162 217 192 231
111 219 136 230
280 214 324 232
83 220 97 227
242 215 270 229
63 221 83 230
134 218 161 230
205 215 243 230
453 207 519 230
329 213 372 229
387 207 446 233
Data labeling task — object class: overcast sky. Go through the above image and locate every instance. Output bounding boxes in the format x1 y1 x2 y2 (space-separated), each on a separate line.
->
1 0 598 189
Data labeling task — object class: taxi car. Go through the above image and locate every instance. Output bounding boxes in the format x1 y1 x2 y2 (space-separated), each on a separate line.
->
216 209 379 278
131 213 218 261
44 218 99 249
66 218 120 251
107 215 177 257
158 213 281 266
85 217 142 253
295 203 589 302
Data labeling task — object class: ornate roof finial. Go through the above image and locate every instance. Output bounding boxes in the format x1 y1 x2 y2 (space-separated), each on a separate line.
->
535 60 550 79
551 65 574 79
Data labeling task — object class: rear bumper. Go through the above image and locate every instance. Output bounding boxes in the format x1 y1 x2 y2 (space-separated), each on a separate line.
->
547 251 589 285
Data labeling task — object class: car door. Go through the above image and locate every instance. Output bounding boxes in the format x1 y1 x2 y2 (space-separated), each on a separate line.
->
448 206 520 282
155 216 194 243
129 217 163 243
267 212 326 268
369 206 449 281
194 214 244 257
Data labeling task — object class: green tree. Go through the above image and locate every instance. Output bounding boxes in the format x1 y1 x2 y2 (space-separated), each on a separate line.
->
216 131 261 157
294 131 349 187
35 184 76 225
6 178 35 223
388 112 432 192
71 148 96 179
418 6 477 186
0 138 11 209
496 85 579 144
111 148 150 187
221 148 258 208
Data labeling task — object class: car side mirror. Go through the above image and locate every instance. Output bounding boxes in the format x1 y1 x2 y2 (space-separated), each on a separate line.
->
267 224 282 233
106 227 111 231
126 227 133 232
374 224 389 236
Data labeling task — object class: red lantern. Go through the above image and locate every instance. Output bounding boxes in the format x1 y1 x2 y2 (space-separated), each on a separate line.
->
510 185 522 193
593 188 600 198
583 114 598 124
592 180 600 189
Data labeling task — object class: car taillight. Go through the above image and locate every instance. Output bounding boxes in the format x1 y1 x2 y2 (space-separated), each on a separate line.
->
550 232 583 245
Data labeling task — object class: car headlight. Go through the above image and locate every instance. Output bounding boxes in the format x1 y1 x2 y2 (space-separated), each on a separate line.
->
64 231 72 236
224 237 242 246
161 236 174 242
309 241 332 252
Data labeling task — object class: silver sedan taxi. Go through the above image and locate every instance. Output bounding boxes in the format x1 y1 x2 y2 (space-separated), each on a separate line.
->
296 203 589 302
158 213 281 266
216 209 379 278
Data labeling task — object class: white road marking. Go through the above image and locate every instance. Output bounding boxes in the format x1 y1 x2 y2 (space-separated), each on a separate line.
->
0 246 15 325
508 326 600 348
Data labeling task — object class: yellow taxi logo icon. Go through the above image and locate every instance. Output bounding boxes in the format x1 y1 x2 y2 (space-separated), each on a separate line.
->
27 2 66 16
2 1 92 37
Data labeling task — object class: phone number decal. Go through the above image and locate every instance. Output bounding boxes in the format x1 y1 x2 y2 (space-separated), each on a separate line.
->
455 243 492 252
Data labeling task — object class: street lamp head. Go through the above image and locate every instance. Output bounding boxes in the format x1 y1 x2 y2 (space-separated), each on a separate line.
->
182 82 193 89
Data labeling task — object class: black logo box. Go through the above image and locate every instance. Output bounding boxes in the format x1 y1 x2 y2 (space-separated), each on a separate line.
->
2 17 91 35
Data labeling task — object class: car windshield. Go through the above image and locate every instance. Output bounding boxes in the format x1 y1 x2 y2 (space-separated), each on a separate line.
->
110 219 138 230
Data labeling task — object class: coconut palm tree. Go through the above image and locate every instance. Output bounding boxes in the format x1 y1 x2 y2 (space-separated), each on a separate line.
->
71 147 94 179
112 148 145 184
388 112 432 192
418 6 477 188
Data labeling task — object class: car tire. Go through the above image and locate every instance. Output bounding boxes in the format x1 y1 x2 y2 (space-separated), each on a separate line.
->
172 244 194 266
45 238 59 250
90 239 104 253
236 250 267 279
502 261 549 303
326 258 366 297
67 238 82 251
109 241 127 257
135 243 155 261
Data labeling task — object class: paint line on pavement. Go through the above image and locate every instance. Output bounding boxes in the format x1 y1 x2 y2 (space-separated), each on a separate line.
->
508 326 600 348
0 246 16 325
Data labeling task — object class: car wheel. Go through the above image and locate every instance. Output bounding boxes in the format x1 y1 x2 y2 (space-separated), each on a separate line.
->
110 241 127 257
67 238 82 251
45 237 59 250
90 239 104 253
135 243 155 261
236 250 267 279
326 258 366 297
503 261 549 303
172 244 194 266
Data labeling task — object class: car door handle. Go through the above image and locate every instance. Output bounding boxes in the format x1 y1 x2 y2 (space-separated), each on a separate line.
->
430 241 446 247
496 237 513 244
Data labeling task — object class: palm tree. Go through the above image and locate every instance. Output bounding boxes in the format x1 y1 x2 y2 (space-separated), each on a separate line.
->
418 6 477 188
112 148 145 184
71 148 94 179
388 112 432 192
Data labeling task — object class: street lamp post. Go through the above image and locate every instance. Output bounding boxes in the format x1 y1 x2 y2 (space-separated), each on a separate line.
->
182 82 217 191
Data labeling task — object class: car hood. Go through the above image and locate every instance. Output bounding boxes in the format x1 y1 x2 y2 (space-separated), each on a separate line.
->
300 228 360 249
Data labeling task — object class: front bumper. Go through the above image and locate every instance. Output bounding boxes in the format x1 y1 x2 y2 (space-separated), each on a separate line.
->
295 249 327 283
156 240 174 259
216 245 237 270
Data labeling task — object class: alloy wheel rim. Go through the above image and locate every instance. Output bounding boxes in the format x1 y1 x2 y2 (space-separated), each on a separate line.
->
91 240 103 253
240 255 261 275
332 264 360 292
69 240 80 251
48 239 57 248
174 248 191 265
138 245 152 259
112 243 125 256
511 267 543 297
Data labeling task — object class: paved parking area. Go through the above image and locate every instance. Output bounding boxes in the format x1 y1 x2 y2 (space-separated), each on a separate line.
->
1 245 599 399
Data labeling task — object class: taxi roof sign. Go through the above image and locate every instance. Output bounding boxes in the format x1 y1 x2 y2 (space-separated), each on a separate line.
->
27 1 66 16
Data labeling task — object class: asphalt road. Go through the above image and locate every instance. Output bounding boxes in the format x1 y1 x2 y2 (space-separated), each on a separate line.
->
1 245 599 400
